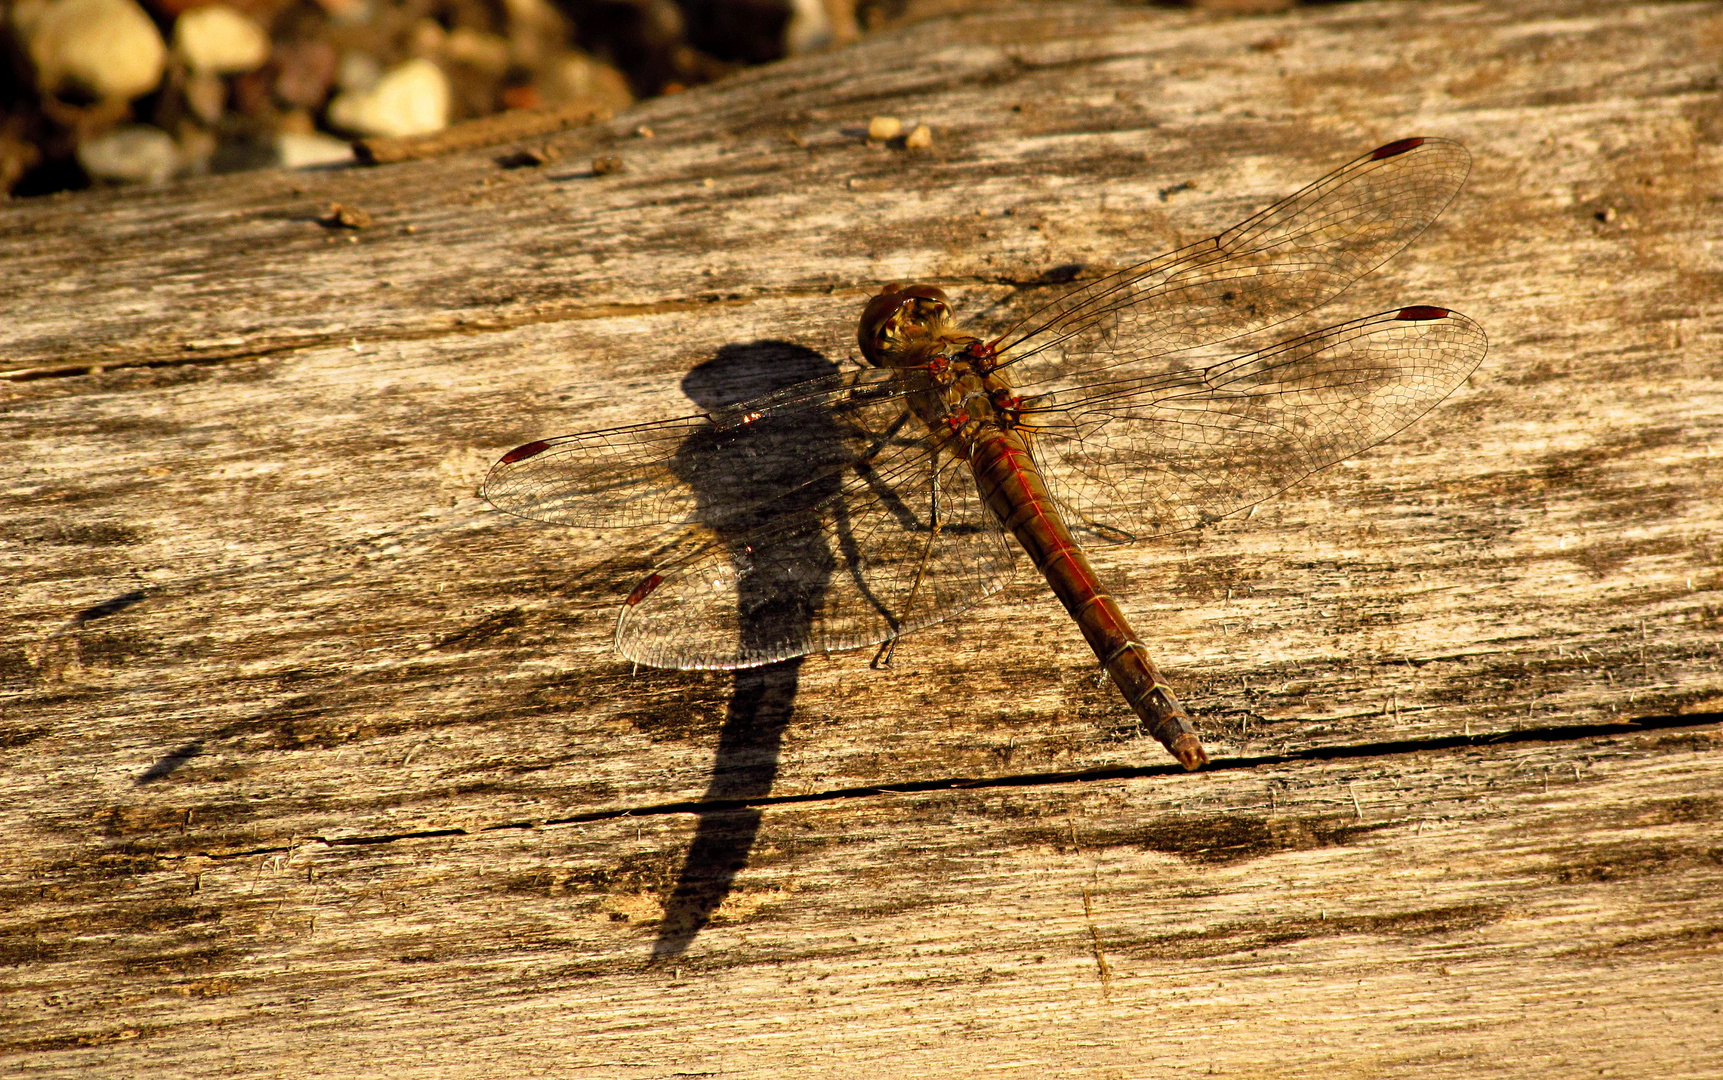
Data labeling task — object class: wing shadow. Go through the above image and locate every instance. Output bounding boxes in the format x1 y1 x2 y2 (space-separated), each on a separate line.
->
651 339 842 960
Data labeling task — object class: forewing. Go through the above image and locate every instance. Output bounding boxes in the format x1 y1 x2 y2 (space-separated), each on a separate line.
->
481 366 912 531
615 448 1018 670
1025 307 1487 541
998 138 1471 385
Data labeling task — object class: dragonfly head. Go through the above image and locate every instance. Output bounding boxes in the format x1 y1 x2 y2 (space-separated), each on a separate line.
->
858 284 954 367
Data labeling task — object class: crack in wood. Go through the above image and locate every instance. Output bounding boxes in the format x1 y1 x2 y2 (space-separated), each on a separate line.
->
0 270 1109 383
152 710 1721 864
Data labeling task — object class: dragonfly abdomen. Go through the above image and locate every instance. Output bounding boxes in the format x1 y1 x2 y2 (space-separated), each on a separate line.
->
969 431 1209 770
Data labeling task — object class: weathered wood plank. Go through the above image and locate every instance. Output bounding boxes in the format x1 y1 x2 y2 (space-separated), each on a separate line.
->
3 0 1722 1075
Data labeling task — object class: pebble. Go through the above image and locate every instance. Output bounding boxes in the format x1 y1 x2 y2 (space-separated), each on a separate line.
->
498 0 563 67
337 51 382 94
273 38 337 110
320 202 372 228
174 6 270 75
784 0 836 55
9 0 859 197
314 0 370 23
326 58 450 138
498 84 542 110
183 71 226 124
278 131 354 169
442 26 511 75
23 0 166 100
77 124 178 184
543 51 634 112
176 126 216 172
905 123 932 150
867 115 902 142
408 17 445 56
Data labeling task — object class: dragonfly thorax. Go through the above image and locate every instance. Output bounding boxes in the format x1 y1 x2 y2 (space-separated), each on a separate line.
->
858 284 1023 448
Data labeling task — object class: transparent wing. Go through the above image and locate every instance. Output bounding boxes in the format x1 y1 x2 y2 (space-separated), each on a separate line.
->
996 138 1471 385
1023 307 1487 542
483 364 1019 670
482 366 916 532
615 448 1018 670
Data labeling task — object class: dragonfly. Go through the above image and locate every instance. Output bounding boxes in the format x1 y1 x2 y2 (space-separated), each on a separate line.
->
482 137 1487 771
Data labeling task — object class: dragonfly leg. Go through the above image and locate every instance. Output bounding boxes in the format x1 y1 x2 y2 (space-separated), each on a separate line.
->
869 637 897 669
842 423 949 675
872 450 947 670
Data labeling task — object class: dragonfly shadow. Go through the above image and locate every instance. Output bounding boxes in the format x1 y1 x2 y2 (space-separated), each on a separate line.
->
651 339 842 960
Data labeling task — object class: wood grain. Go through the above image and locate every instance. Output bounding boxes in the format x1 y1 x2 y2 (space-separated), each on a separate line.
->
3 1 1721 1076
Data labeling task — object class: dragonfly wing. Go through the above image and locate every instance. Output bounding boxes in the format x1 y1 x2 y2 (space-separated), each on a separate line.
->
1026 307 1487 541
615 447 1019 670
481 366 913 531
997 138 1472 384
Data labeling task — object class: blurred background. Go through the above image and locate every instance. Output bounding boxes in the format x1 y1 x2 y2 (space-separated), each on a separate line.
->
0 0 1292 196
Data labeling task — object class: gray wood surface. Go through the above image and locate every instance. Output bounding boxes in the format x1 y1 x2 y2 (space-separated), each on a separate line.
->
4 1 1721 1076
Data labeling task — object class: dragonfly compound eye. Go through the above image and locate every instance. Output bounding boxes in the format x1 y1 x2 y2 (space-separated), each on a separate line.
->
858 284 953 365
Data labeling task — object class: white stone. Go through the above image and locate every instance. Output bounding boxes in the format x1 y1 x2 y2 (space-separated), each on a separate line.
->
175 5 270 75
784 0 832 55
278 131 354 169
78 124 179 184
326 58 449 138
21 0 166 100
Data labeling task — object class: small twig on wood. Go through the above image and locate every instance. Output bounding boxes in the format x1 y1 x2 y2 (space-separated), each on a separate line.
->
353 102 612 164
1081 887 1112 1000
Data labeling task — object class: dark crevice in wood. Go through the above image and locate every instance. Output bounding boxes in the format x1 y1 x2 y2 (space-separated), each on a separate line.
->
0 271 1088 382
0 295 768 382
164 711 1722 864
